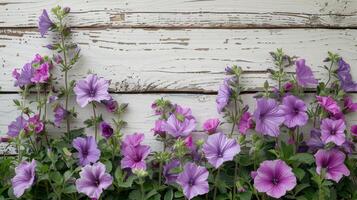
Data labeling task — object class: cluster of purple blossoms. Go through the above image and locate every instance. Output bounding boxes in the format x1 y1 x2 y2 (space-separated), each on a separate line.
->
121 133 151 170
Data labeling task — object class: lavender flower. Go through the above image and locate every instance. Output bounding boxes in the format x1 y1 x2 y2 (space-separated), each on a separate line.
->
163 159 180 184
74 74 111 108
344 96 357 112
175 105 195 120
253 160 296 199
306 129 324 152
38 9 54 37
320 118 346 146
53 104 68 127
202 118 220 134
314 149 350 182
121 145 151 170
11 160 36 198
25 114 44 134
72 136 101 166
76 162 113 200
253 98 284 137
176 163 209 200
163 114 196 138
7 116 27 137
152 120 166 137
13 63 34 87
316 96 341 116
203 132 240 168
216 78 231 113
121 133 144 151
337 59 357 92
295 59 318 87
280 95 308 128
100 122 114 139
101 98 118 113
238 111 254 135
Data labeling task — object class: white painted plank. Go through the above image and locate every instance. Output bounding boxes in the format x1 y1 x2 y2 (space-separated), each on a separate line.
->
1 28 357 92
0 0 356 28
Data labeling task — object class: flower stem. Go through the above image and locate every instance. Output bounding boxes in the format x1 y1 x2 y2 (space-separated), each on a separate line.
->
92 102 98 141
139 178 145 200
158 161 163 186
233 161 238 200
213 168 221 200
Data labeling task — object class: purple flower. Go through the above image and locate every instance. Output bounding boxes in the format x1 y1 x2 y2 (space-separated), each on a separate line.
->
316 96 341 115
163 159 180 184
163 114 196 138
253 98 284 137
53 54 63 64
280 95 308 128
76 162 113 200
314 149 350 182
72 136 101 166
121 133 144 151
121 145 151 170
306 129 324 152
340 140 355 154
295 59 318 87
53 104 68 127
337 59 357 92
7 116 27 137
283 82 294 91
32 54 44 64
351 125 357 136
203 132 240 168
13 63 35 87
31 62 51 83
25 114 44 134
177 163 209 200
344 96 357 112
100 122 114 139
216 78 231 113
238 111 254 135
253 160 297 199
203 118 220 134
38 9 54 37
0 136 10 143
152 120 166 137
74 74 111 108
48 95 58 103
175 105 195 120
101 98 118 113
11 160 36 198
320 118 346 146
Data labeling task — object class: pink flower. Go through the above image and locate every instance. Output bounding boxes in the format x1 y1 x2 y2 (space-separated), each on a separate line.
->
25 114 44 134
237 112 253 135
202 118 220 134
316 96 341 115
151 120 166 137
320 118 346 146
283 82 294 91
344 96 357 112
351 125 357 137
31 62 51 83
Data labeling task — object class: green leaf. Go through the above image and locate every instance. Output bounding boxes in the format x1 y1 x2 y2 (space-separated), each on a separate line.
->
293 168 306 181
146 190 158 199
129 190 142 200
238 191 252 200
294 183 310 195
289 153 314 165
164 189 173 200
62 185 76 194
280 141 294 159
50 171 63 185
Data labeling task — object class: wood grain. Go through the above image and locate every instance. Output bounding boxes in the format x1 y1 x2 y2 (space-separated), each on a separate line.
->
0 0 356 28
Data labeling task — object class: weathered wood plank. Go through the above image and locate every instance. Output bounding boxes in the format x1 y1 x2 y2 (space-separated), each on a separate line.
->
0 0 356 28
1 28 357 92
0 93 356 153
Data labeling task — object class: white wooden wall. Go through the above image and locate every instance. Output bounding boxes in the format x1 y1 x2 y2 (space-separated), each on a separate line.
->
0 0 357 152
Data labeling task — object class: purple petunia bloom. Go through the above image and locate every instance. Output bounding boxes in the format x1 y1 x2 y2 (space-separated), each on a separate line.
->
337 59 357 92
163 114 196 138
177 163 209 200
216 78 232 113
306 129 324 152
351 125 357 136
11 160 36 198
203 118 220 134
7 116 27 137
314 149 350 182
25 114 44 134
316 96 342 116
38 9 54 37
203 132 240 168
175 105 195 120
295 59 318 87
121 133 144 151
280 95 308 128
253 98 284 137
74 74 111 108
344 96 357 112
13 63 35 87
152 120 166 137
53 104 68 127
101 98 118 113
72 136 101 166
76 162 113 200
320 118 346 146
99 122 114 139
31 62 51 83
121 145 151 170
254 160 297 199
163 159 180 184
238 111 254 135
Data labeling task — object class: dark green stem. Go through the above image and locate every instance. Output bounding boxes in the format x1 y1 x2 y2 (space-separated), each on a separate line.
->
92 103 98 141
213 168 221 200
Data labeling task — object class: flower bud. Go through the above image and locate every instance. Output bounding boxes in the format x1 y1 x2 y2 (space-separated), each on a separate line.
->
132 168 148 177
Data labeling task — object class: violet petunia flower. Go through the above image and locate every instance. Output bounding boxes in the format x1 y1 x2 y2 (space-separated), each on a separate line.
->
163 114 196 138
253 160 297 199
7 116 27 137
216 78 232 113
320 118 346 146
121 145 151 170
31 62 51 83
121 133 145 151
53 104 68 127
351 125 357 136
13 63 35 87
238 111 254 135
176 163 209 200
253 98 284 137
337 59 357 92
73 74 111 108
101 98 118 113
72 136 101 166
295 59 318 87
163 159 180 184
38 9 54 37
314 149 350 182
203 132 240 168
11 160 36 198
152 120 166 137
175 105 195 120
316 96 341 116
202 118 220 134
280 95 308 128
344 96 357 112
25 114 44 134
76 162 113 200
306 129 324 152
99 122 114 139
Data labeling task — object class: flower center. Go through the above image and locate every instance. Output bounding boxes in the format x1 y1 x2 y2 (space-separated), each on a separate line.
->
88 89 96 97
272 178 279 185
188 178 195 186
